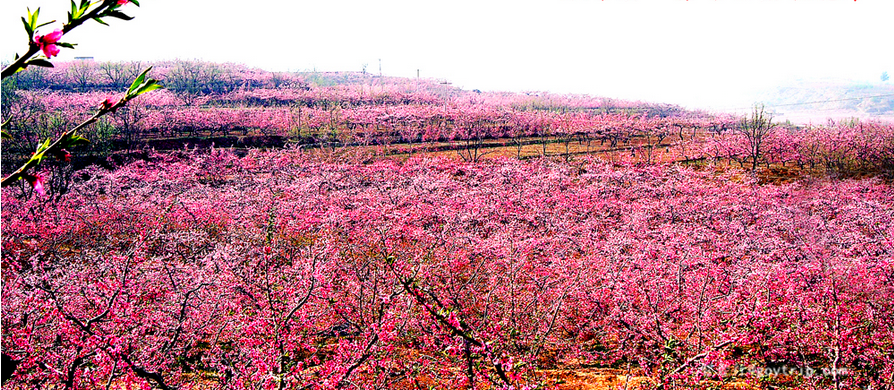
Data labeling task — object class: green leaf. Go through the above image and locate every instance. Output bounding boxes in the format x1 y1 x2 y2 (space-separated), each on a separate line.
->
93 17 109 26
28 59 54 68
127 67 151 95
30 138 52 164
62 133 90 147
36 138 51 153
105 11 133 21
130 0 140 6
21 17 33 38
35 21 55 30
29 153 46 165
69 1 79 21
56 42 76 49
30 8 40 30
1 130 12 140
72 136 90 146
71 0 89 20
134 81 163 96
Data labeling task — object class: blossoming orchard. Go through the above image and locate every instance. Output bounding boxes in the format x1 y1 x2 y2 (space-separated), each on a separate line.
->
2 2 893 390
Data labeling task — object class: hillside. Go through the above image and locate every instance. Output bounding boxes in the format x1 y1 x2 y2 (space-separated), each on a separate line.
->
3 60 894 390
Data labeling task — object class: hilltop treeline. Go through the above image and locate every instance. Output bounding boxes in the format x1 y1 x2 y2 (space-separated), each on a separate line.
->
2 60 683 114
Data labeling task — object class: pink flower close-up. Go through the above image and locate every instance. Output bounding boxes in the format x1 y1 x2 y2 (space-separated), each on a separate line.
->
117 0 130 5
40 44 60 58
34 29 63 58
23 173 46 196
38 29 63 44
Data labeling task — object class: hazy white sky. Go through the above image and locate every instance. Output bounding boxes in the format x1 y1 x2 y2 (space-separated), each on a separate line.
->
2 0 892 110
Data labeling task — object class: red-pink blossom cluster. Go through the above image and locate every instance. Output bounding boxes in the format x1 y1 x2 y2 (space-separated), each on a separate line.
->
34 29 63 58
3 151 892 389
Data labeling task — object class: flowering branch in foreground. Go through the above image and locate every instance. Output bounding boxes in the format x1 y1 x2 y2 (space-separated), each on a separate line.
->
1 67 162 189
2 0 140 79
1 1 159 193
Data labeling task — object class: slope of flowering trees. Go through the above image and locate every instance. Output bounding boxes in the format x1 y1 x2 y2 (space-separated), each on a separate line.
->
1 61 692 153
698 119 894 176
3 56 894 389
3 150 893 389
4 0 892 388
6 60 893 178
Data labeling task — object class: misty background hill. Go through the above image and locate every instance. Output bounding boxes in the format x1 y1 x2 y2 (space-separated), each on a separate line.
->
757 77 894 124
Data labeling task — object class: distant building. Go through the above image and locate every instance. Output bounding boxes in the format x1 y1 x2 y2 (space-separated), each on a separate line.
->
74 57 94 61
